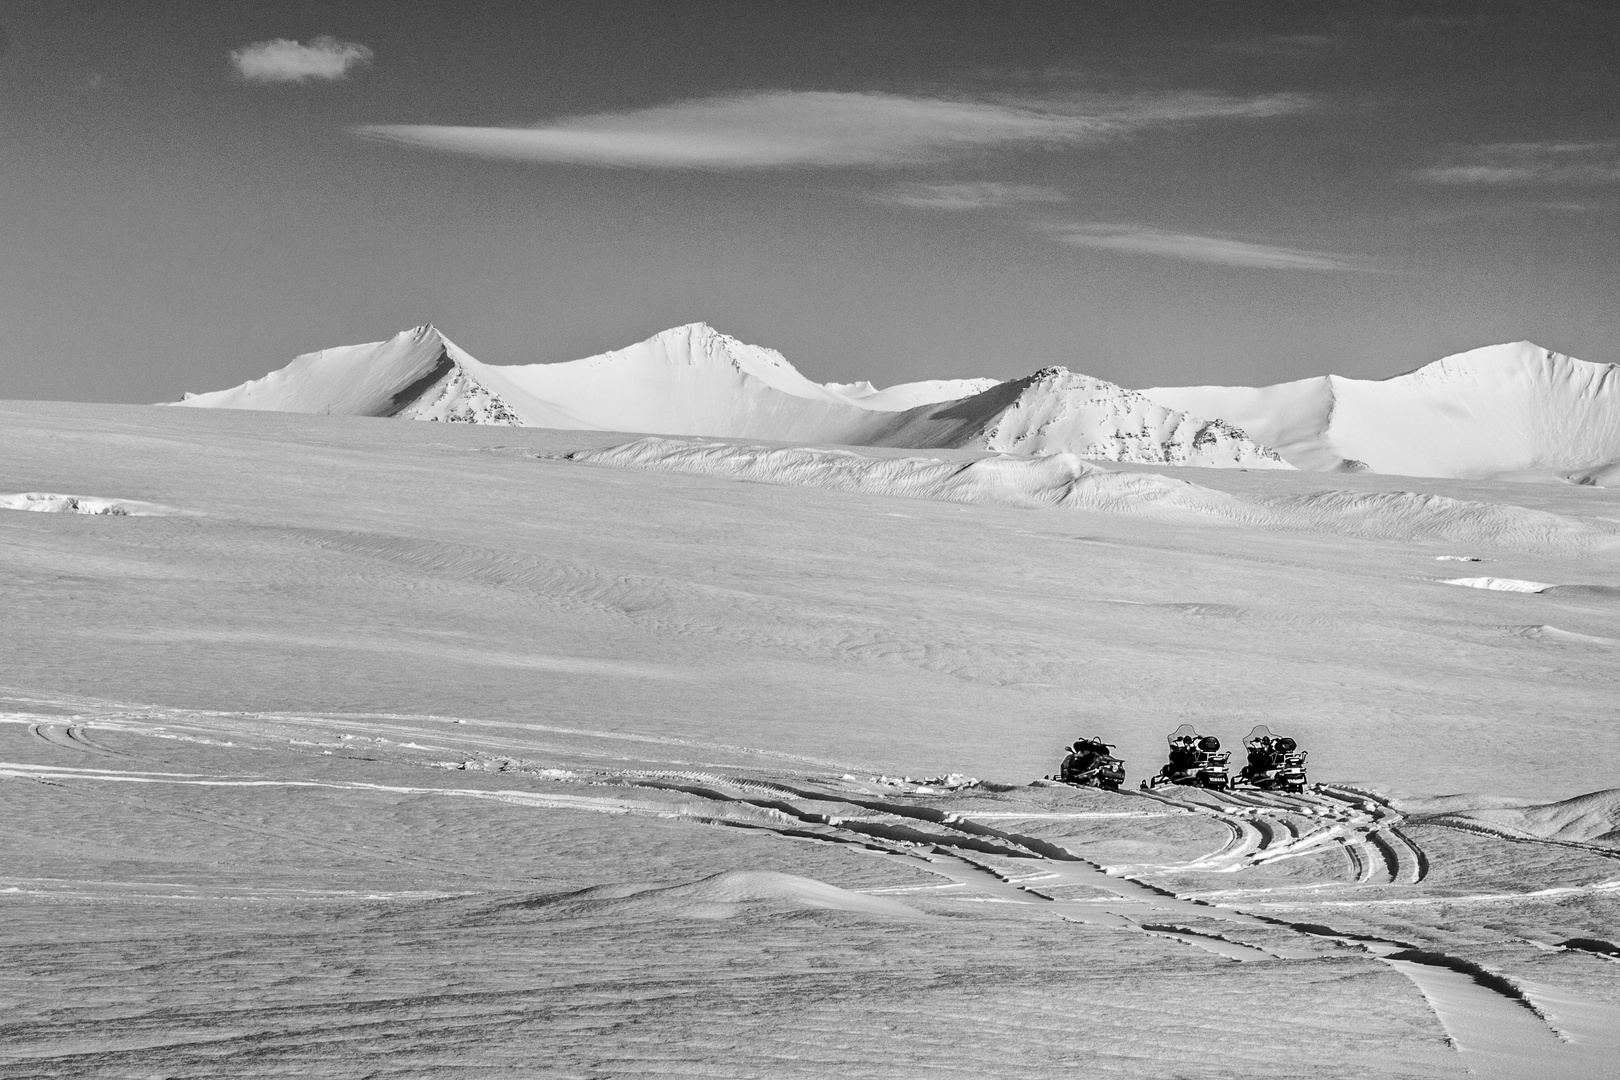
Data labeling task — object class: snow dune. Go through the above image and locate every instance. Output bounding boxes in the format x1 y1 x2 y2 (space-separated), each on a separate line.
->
562 437 1256 519
1440 789 1620 846
564 437 1620 553
174 323 1284 469
1511 625 1619 646
1144 341 1620 481
514 870 928 920
1441 577 1555 593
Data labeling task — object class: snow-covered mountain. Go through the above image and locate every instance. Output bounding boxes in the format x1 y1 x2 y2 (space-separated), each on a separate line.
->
175 323 1285 469
1143 342 1620 484
971 367 1285 467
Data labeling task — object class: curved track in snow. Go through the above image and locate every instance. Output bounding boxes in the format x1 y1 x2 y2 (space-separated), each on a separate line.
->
5 695 1618 1077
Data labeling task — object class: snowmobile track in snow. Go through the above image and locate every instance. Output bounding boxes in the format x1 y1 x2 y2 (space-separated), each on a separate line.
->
6 697 1617 1076
1128 783 1428 884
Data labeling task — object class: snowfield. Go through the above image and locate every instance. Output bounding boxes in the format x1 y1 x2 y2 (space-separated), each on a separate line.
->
3 399 1618 1078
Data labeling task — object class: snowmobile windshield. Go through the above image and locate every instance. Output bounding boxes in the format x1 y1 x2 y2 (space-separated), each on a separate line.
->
1167 723 1199 746
1243 725 1275 748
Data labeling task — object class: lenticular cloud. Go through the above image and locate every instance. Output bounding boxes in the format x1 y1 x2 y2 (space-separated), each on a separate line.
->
231 37 373 83
356 90 1307 170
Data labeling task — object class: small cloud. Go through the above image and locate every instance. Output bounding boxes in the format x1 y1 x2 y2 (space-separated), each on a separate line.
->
871 181 1067 210
356 89 1308 170
230 36 373 83
1419 142 1620 185
1047 223 1370 272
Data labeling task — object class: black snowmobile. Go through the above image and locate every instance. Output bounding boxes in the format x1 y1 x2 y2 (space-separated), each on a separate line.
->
1237 724 1308 793
1143 724 1231 791
1051 738 1126 791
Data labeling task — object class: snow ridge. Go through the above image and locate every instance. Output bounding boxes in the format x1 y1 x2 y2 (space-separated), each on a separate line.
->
565 438 1620 553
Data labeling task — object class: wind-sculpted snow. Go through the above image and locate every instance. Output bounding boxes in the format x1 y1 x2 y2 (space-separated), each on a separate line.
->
562 437 1253 519
564 438 1620 553
1427 789 1620 847
0 492 181 516
1442 577 1556 593
514 870 930 920
1246 490 1619 552
1146 341 1620 482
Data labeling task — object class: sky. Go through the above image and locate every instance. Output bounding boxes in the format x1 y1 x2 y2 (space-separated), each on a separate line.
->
3 0 1618 403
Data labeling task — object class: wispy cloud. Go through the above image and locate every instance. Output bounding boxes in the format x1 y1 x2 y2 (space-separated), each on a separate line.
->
871 181 1067 210
1419 142 1620 185
1047 223 1369 272
356 89 1308 170
1212 32 1341 57
231 37 373 83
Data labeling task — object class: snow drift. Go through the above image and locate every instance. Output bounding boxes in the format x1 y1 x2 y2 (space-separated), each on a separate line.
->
563 438 1620 553
173 324 1285 469
1431 789 1620 847
0 492 181 516
1144 342 1620 481
512 870 928 920
563 437 1256 518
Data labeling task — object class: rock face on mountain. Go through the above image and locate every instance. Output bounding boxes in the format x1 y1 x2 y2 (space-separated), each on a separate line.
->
973 367 1286 468
174 323 1285 470
1144 342 1620 483
176 325 548 426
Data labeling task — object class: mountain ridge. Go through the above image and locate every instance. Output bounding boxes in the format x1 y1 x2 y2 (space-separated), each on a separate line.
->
1142 341 1620 482
175 324 1620 482
175 323 1285 470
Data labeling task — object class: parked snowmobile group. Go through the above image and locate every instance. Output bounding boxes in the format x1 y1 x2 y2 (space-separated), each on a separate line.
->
1050 725 1309 793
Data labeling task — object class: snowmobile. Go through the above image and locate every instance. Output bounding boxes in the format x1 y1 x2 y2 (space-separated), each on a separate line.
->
1143 724 1231 790
1238 724 1308 793
1051 738 1126 791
